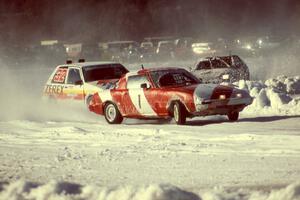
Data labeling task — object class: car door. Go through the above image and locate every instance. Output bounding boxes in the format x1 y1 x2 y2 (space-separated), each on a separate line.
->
124 74 157 117
63 67 85 101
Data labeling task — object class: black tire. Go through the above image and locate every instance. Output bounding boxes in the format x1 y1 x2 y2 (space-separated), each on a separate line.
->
173 102 186 125
104 102 123 124
227 111 239 121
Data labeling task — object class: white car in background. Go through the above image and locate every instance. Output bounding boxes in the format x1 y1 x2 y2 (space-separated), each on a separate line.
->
191 55 250 84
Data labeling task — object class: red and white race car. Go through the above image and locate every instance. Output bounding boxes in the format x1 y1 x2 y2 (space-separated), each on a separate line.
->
89 67 253 124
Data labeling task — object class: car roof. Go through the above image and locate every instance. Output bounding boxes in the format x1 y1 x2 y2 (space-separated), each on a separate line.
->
57 61 121 68
107 41 137 44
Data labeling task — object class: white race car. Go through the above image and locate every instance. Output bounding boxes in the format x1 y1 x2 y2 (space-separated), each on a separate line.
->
43 60 128 106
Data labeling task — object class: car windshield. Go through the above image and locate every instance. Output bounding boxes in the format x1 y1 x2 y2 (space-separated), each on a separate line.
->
151 69 200 87
220 55 247 69
82 64 128 82
210 59 229 69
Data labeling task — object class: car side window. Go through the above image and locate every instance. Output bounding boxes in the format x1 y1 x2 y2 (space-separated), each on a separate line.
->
197 61 211 70
51 67 68 84
127 75 150 89
67 68 82 85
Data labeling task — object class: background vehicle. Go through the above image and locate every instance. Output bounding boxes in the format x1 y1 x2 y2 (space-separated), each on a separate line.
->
191 55 250 84
106 41 140 62
174 37 193 59
191 42 217 57
139 42 155 62
156 41 175 60
89 67 253 124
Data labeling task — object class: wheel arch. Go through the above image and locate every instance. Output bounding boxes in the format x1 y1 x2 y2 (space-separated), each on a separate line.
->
85 94 94 106
167 98 189 117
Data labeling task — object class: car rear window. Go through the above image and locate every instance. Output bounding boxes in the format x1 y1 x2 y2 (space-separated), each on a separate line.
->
82 64 128 82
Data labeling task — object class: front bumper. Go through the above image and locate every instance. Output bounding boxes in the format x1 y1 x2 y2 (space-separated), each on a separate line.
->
193 97 253 116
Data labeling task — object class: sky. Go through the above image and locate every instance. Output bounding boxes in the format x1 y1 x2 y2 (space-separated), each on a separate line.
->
0 0 299 45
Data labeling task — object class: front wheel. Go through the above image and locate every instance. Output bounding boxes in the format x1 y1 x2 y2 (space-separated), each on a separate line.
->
173 102 186 125
227 111 239 121
104 102 123 124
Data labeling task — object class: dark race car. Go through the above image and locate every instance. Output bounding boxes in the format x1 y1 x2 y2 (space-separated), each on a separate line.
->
89 67 253 125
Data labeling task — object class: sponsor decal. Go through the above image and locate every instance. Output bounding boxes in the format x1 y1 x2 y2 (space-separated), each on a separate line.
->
52 68 67 83
44 85 64 94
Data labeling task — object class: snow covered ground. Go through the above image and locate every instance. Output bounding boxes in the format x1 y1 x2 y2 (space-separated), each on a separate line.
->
0 56 300 199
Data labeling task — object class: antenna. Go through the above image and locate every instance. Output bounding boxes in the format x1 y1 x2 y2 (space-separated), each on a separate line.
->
141 64 144 69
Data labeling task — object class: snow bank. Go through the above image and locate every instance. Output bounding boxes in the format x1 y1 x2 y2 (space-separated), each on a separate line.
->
0 180 198 200
236 76 300 115
1 180 300 200
201 181 300 200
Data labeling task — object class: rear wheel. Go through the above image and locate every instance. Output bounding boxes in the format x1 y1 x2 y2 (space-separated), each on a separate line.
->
227 111 239 121
104 102 123 124
173 102 186 125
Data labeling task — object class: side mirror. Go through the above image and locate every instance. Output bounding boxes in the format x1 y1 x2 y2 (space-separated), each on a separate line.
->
140 83 150 89
75 80 83 85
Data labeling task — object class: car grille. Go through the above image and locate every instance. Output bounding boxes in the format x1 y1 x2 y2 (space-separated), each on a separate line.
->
211 90 232 100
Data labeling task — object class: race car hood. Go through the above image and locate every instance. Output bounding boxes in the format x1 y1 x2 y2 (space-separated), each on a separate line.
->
173 83 235 100
194 84 233 100
193 83 251 101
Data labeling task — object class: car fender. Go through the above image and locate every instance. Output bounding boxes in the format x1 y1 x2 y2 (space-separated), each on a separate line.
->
88 89 114 115
166 95 190 114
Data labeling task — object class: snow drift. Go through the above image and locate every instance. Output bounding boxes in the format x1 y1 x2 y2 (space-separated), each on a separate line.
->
236 75 300 115
1 180 300 200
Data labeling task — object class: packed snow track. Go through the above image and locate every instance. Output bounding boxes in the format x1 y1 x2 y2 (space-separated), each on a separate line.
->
0 114 300 199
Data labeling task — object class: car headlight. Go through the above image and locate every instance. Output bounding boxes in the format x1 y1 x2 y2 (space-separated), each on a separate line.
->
194 96 203 104
236 93 242 98
194 96 208 111
222 74 230 80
